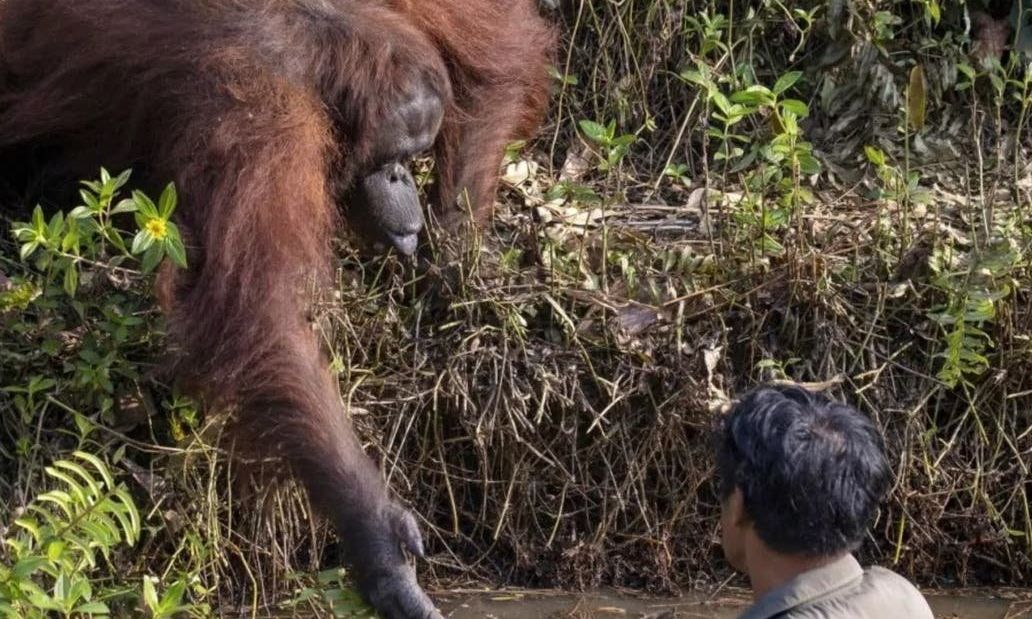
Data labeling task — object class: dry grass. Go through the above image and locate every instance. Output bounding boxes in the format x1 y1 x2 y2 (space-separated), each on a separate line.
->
311 164 1030 594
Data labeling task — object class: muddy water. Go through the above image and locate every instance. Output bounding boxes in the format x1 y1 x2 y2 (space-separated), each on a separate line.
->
435 590 741 618
434 589 1029 618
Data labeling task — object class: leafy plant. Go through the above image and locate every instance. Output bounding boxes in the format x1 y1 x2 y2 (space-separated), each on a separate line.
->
662 162 691 188
0 451 139 617
141 576 193 619
684 10 729 59
0 451 203 618
282 568 378 618
928 230 1024 389
578 119 637 173
864 146 932 211
11 168 185 297
545 180 601 205
1 170 209 617
5 170 186 419
683 67 821 257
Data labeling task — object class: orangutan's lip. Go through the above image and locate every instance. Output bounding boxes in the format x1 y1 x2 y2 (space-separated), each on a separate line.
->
386 232 419 256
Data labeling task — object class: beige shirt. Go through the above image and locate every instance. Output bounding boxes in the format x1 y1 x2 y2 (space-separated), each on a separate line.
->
738 554 934 619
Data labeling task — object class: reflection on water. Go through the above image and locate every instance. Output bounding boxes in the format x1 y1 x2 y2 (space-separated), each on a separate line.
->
434 589 1030 619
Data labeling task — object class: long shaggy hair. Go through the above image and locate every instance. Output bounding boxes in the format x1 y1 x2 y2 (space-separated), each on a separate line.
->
0 0 555 615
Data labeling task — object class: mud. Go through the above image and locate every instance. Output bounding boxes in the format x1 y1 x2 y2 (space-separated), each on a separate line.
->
434 589 1030 619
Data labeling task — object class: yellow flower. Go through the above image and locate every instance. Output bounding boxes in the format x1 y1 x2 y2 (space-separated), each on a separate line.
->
145 218 167 240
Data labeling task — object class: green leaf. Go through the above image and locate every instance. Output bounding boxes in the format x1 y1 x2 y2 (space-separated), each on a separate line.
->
19 241 40 261
113 168 132 189
29 376 58 394
70 411 95 440
68 205 94 220
731 85 775 107
925 0 940 24
47 211 65 239
12 557 48 579
140 244 164 273
32 204 47 233
710 91 733 115
759 234 786 255
24 580 61 611
957 62 977 81
578 120 609 145
864 145 886 167
68 577 93 606
74 451 115 489
611 134 636 149
47 539 67 561
164 236 187 269
779 98 810 118
112 488 141 543
729 91 768 108
797 153 822 175
14 516 42 541
75 601 110 615
81 179 102 193
12 223 33 241
132 190 158 218
131 230 154 255
56 460 102 497
546 65 578 85
79 189 101 211
142 576 159 611
679 68 706 86
111 198 138 215
773 71 803 95
318 568 344 585
54 572 70 602
63 263 79 297
158 580 187 614
158 183 178 218
61 222 80 253
108 227 129 253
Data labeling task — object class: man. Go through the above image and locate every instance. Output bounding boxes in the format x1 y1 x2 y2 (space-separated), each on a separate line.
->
715 384 934 619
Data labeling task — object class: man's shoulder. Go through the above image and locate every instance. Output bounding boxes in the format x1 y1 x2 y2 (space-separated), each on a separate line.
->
782 565 934 619
863 565 927 597
850 565 933 617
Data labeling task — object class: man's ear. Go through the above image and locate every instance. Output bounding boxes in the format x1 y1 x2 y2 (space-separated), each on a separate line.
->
729 488 749 527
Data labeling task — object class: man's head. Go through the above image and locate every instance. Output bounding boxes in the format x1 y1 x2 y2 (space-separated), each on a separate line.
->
715 384 892 571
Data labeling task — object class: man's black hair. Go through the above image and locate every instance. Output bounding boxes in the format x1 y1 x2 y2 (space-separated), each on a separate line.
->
715 384 892 557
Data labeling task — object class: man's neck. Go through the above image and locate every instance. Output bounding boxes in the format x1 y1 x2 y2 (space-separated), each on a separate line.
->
745 544 847 601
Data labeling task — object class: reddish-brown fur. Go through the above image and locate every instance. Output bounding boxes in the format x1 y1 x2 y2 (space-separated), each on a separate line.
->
0 1 555 616
392 0 556 225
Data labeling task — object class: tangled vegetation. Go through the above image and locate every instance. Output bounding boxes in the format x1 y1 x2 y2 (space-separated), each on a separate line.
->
2 1 1031 616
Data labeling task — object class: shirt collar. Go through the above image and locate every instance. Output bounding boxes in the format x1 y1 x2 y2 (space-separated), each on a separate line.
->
738 554 865 619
